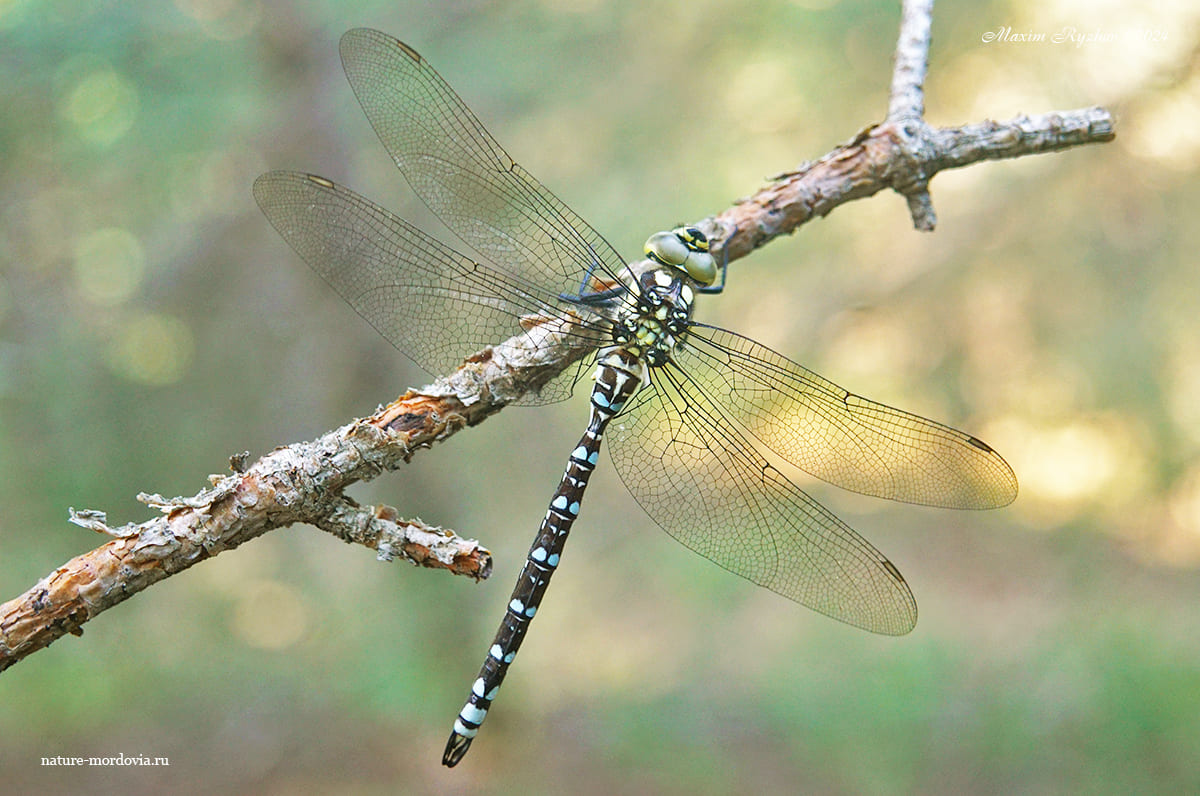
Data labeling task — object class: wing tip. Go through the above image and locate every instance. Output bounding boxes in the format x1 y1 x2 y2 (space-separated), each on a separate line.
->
340 27 422 64
876 559 918 636
983 458 1020 509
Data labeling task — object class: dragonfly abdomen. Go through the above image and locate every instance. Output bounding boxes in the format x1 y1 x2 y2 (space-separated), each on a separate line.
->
443 350 645 766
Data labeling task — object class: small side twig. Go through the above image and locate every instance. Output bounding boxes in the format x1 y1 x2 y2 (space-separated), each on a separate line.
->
887 0 938 228
313 500 488 570
888 0 933 123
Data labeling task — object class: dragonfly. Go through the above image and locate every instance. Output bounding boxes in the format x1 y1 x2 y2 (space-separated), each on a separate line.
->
254 28 1018 767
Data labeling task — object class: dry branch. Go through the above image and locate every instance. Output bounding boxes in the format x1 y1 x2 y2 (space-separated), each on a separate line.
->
0 0 1114 672
712 106 1114 254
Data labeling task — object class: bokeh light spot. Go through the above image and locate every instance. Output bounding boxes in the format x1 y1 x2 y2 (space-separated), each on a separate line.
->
104 312 194 386
60 67 139 147
72 227 145 305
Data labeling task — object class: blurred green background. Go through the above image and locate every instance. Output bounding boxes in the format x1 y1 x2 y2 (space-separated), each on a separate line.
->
3 0 1198 793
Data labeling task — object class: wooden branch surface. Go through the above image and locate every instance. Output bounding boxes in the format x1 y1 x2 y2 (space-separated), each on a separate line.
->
0 2 1115 672
888 0 933 123
0 313 594 672
711 106 1114 257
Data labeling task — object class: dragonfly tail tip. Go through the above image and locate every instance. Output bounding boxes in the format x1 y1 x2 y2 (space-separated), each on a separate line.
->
442 732 473 767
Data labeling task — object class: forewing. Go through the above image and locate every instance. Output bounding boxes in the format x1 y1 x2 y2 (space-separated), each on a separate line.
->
339 28 631 299
682 324 1018 509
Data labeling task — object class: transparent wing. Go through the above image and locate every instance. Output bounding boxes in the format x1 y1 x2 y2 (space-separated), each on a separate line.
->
253 170 602 404
339 28 632 301
607 365 918 635
682 324 1018 509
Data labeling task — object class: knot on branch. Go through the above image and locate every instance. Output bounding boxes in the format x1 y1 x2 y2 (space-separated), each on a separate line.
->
874 120 938 230
883 119 932 194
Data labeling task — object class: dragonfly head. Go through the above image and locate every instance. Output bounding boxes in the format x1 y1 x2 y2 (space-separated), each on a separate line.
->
644 226 718 287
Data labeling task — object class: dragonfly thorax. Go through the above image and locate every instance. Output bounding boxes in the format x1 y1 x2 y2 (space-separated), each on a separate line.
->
605 226 710 367
611 266 695 367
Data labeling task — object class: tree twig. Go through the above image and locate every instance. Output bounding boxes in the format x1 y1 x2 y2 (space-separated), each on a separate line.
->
888 0 933 123
0 4 1114 672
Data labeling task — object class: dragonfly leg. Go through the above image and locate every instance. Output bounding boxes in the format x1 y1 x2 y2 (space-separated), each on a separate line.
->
559 252 630 305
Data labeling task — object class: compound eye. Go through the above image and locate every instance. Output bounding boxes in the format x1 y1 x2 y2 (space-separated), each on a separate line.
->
644 228 718 286
684 250 717 286
644 230 689 267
